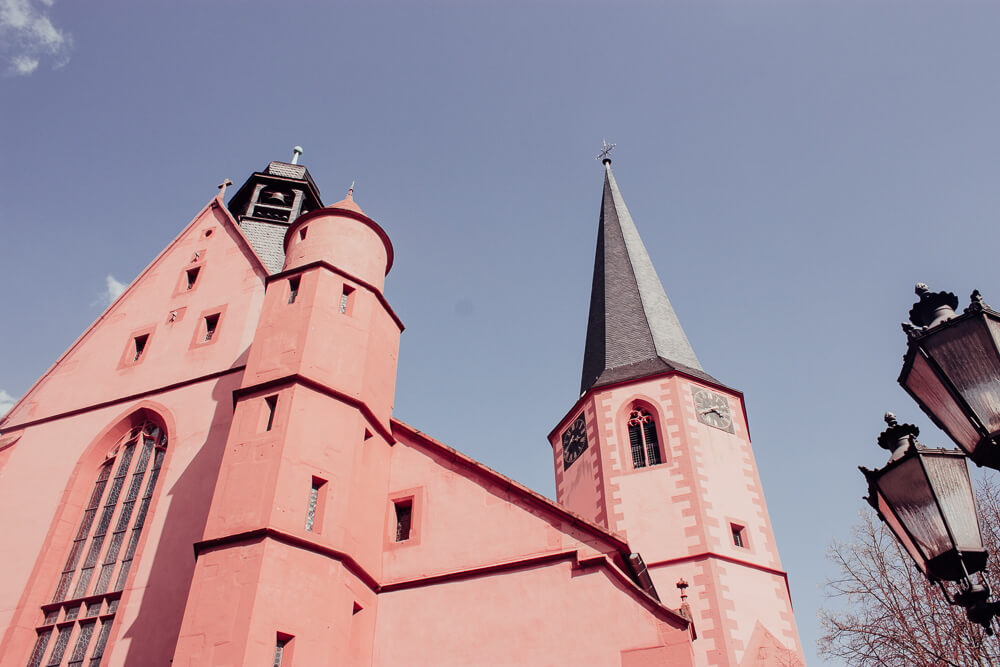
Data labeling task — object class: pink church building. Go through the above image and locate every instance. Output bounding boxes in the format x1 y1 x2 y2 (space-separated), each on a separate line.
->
0 152 803 666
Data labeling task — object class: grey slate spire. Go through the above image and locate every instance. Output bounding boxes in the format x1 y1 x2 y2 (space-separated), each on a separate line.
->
580 160 718 394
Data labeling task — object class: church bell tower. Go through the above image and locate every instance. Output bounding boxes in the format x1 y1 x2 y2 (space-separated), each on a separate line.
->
548 155 804 667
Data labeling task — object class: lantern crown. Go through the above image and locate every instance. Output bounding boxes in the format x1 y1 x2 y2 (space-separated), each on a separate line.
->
877 412 920 458
908 283 959 329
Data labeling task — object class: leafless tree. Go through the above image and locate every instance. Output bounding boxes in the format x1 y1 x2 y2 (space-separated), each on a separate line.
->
819 475 1000 666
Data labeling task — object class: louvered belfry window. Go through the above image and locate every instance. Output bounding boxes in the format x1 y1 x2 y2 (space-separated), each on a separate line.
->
28 421 167 667
627 408 662 469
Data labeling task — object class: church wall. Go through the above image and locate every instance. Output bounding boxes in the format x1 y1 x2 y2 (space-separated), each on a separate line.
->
383 430 622 585
172 538 377 667
201 383 393 580
1 200 266 429
647 560 802 666
240 266 401 431
552 397 611 528
372 559 695 667
0 374 239 666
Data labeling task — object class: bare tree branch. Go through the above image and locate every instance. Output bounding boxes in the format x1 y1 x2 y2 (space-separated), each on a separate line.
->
820 474 1000 665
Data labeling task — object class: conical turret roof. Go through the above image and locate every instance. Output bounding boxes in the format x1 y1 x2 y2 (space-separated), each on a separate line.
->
580 160 718 394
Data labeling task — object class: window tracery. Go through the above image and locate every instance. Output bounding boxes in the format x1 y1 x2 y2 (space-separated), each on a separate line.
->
28 420 166 667
627 407 662 469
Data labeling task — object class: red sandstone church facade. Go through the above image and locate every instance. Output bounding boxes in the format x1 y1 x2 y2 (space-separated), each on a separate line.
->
0 153 803 666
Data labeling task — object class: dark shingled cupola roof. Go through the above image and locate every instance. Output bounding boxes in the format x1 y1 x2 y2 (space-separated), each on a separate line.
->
580 160 719 394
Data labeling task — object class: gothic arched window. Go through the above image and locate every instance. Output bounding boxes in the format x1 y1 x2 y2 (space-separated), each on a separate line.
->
627 408 662 469
27 420 167 667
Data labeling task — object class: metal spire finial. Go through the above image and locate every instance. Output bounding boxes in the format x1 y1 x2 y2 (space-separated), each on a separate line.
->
291 145 304 165
596 139 616 164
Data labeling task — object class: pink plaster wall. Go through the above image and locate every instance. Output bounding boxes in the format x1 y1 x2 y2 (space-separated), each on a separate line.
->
241 260 401 431
373 560 694 667
0 196 268 665
174 207 403 665
549 373 803 667
284 208 391 290
384 427 627 585
0 199 265 429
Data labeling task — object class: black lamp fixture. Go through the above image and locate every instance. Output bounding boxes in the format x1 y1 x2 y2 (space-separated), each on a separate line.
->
861 413 998 632
898 284 1000 469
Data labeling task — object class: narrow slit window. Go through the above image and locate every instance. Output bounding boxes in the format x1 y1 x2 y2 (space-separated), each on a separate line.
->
732 524 746 548
132 334 148 362
626 408 662 469
305 477 326 532
287 276 300 304
340 285 355 315
264 395 278 432
203 314 220 342
185 266 200 290
273 634 292 667
299 226 308 241
394 499 413 542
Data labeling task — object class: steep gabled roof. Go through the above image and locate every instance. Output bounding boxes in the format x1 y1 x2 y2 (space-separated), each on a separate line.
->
580 160 719 394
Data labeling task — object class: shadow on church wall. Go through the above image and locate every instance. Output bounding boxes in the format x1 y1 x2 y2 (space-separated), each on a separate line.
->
118 371 236 663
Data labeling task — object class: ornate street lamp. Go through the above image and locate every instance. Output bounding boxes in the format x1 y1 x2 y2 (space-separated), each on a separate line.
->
861 413 999 632
899 284 1000 469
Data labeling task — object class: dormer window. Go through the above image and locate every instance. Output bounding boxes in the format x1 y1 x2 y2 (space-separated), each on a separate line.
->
627 408 662 469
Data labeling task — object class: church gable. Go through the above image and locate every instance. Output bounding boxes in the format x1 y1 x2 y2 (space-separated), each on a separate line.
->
1 197 268 429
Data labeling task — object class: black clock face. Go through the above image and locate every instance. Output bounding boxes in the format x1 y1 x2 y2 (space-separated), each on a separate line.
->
693 388 735 433
562 414 589 470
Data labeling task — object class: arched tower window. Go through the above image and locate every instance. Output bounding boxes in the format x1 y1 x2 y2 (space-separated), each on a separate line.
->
27 420 167 667
627 407 661 469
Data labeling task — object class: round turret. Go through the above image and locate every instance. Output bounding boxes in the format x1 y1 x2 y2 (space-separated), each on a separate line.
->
283 189 394 291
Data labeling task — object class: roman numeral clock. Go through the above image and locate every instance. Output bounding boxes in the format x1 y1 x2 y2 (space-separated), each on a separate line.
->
561 414 589 470
693 387 735 434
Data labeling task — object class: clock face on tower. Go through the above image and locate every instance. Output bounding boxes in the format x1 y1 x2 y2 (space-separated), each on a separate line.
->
693 387 735 433
562 414 589 470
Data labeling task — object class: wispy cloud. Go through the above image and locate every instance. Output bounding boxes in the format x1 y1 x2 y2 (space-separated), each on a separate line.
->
101 274 128 306
1 0 71 76
0 390 16 417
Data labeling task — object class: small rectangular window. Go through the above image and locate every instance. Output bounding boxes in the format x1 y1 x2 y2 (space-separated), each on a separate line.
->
394 499 413 542
299 226 308 241
185 266 200 290
287 276 300 304
732 524 746 548
204 314 220 341
264 395 278 432
340 285 355 315
132 334 148 362
305 477 326 532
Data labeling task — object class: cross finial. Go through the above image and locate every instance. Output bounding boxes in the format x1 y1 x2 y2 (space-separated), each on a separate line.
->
596 139 616 164
291 145 304 165
217 179 233 196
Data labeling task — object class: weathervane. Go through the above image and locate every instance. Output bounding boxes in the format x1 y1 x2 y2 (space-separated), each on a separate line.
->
596 139 616 163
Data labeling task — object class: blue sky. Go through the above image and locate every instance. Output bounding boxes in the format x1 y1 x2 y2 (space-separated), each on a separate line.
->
4 1 1000 662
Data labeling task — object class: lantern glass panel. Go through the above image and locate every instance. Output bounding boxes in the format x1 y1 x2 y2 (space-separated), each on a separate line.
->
905 352 980 452
875 490 929 576
924 318 1000 435
921 452 983 554
877 456 953 563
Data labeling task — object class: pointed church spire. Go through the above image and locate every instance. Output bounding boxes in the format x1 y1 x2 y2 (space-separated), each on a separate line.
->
580 159 716 394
